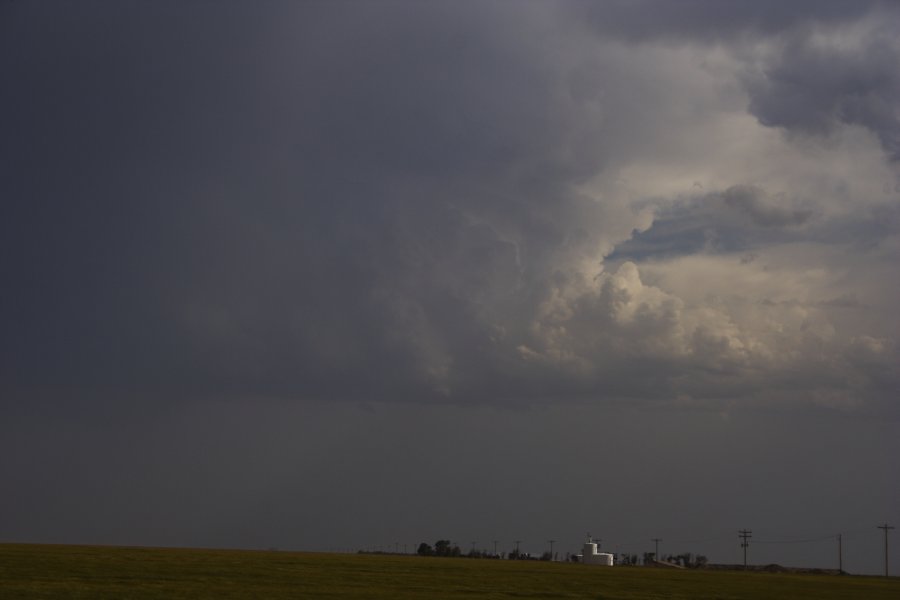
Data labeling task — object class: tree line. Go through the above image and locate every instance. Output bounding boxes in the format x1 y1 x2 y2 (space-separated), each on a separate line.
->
617 552 708 567
412 539 708 566
415 540 549 560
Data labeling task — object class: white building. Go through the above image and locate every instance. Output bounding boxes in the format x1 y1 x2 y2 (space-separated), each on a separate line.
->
580 536 614 566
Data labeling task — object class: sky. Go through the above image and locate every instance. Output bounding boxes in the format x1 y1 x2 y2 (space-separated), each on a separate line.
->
1 0 898 575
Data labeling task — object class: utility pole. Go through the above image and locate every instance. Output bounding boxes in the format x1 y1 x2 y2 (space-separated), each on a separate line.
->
837 534 842 574
471 541 477 555
877 524 894 577
493 540 499 557
514 540 522 558
548 540 556 561
738 530 752 568
651 538 662 562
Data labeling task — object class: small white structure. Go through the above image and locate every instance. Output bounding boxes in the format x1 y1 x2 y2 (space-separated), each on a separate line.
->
581 535 614 566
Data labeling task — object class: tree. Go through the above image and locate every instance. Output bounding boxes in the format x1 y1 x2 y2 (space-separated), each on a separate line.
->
619 553 639 566
431 540 460 557
417 542 433 556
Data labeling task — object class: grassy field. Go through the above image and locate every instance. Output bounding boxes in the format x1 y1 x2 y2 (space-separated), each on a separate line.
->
1 544 897 599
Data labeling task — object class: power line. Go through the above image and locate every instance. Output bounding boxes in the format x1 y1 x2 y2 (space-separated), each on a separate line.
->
754 534 839 544
667 535 733 544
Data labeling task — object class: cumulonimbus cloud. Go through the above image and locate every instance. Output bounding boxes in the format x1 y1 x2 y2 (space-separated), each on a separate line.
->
1 1 897 413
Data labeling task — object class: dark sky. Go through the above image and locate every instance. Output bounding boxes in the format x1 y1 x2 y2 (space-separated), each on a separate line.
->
2 0 898 573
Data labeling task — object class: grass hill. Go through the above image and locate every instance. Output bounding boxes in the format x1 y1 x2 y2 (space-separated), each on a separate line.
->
1 543 897 599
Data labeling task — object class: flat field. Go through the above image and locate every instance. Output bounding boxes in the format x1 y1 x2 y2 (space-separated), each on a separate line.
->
1 544 897 599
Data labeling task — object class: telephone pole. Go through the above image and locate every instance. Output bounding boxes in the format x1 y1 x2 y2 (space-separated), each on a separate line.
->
738 530 752 568
548 540 556 561
877 524 894 577
837 534 842 574
493 540 499 557
651 538 662 561
514 540 522 558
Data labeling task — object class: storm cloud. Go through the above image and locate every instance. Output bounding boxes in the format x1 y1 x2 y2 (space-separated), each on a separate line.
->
3 0 897 412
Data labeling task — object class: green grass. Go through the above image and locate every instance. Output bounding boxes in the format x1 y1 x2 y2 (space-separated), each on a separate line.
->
1 544 897 599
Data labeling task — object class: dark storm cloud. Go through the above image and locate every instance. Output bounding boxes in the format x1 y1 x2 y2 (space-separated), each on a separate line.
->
0 1 611 406
574 0 900 159
1 1 303 401
742 16 900 159
1 1 898 411
610 185 817 262
722 186 814 228
574 0 873 40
